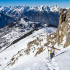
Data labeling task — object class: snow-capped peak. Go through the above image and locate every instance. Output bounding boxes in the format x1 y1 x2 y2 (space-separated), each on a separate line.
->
33 5 60 12
50 5 60 12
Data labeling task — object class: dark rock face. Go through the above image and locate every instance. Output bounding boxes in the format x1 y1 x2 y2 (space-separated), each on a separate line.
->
0 13 15 28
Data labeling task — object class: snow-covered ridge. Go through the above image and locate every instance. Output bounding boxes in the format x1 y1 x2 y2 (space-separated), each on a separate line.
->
0 5 60 13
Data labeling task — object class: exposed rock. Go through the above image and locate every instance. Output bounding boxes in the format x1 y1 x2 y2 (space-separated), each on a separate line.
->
35 47 44 56
45 8 70 48
25 37 43 55
56 8 70 47
44 32 56 46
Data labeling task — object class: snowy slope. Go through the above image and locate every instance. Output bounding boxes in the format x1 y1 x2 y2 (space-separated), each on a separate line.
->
55 46 70 70
0 27 70 70
11 46 70 70
0 6 70 70
0 27 57 70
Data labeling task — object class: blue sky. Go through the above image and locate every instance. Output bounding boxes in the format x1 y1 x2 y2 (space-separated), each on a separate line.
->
0 0 70 8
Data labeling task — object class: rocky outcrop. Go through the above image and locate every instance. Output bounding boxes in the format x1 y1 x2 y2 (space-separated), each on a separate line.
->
45 8 70 48
56 9 70 47
44 32 56 46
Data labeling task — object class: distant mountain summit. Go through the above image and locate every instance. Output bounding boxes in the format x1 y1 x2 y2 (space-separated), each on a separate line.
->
0 5 60 13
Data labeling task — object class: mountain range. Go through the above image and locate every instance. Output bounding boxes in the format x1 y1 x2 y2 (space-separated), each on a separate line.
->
0 5 60 28
0 5 61 50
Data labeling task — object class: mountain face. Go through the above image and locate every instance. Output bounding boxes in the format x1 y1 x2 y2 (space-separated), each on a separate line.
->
0 13 15 28
56 9 70 48
45 8 70 48
23 11 59 26
0 5 60 28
